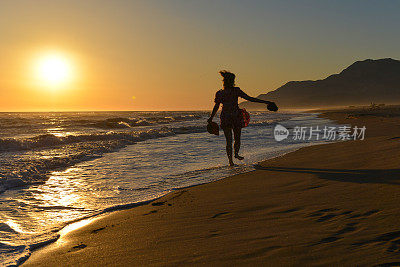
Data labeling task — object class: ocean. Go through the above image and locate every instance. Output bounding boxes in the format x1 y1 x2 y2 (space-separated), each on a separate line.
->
0 111 338 265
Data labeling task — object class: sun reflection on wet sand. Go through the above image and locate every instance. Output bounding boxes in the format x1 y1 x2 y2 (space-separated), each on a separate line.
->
35 171 84 206
5 219 25 233
60 216 99 236
24 168 97 233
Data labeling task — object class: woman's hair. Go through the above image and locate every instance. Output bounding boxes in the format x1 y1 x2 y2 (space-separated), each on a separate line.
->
219 70 235 88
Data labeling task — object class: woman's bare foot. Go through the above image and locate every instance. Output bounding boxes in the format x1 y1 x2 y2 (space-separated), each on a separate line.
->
234 154 244 160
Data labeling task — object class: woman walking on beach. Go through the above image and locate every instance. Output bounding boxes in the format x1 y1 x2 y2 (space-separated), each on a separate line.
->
208 71 278 166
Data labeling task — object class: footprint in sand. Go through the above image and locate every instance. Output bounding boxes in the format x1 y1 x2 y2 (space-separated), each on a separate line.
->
211 212 230 218
91 226 106 234
309 208 379 222
375 261 400 267
348 209 380 219
68 243 87 252
317 213 337 222
151 201 166 206
307 208 338 219
308 207 382 246
317 222 359 245
307 185 323 190
143 210 158 216
271 207 301 215
354 230 400 253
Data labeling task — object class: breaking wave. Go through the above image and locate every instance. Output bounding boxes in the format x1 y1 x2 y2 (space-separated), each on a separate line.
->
0 117 282 195
0 119 281 153
0 125 209 194
0 125 208 153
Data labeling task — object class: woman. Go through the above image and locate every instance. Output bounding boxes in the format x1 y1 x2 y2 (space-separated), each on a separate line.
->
208 70 277 166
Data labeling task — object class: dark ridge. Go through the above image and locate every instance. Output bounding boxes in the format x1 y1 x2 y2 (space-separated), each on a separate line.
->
240 58 400 109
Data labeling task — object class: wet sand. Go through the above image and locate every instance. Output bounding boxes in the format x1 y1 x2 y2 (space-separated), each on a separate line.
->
23 107 400 266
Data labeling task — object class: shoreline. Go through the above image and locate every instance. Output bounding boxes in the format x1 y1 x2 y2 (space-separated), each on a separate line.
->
16 133 316 266
23 108 400 266
2 111 306 266
11 112 329 265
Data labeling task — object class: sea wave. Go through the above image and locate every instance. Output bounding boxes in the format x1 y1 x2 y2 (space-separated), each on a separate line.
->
0 233 60 266
0 118 281 153
0 126 208 194
0 118 281 194
82 114 205 129
0 125 204 153
0 114 207 131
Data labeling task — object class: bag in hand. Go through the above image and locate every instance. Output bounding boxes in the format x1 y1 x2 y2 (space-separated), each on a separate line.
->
240 108 250 127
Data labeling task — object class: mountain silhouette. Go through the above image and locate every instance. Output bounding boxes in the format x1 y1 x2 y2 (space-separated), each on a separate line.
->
240 58 400 109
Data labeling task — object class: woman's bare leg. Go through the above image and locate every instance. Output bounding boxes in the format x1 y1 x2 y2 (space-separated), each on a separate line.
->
233 127 244 160
223 127 234 166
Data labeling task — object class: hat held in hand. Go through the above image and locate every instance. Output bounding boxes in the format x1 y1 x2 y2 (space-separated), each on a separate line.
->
267 102 278 112
207 121 219 135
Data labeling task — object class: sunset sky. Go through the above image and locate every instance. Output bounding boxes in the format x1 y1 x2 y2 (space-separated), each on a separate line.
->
0 0 399 111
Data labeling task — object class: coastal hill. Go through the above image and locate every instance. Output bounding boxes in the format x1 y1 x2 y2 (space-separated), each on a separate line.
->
240 58 400 109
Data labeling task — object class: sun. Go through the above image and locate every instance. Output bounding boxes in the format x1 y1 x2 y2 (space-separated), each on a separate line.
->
35 53 73 88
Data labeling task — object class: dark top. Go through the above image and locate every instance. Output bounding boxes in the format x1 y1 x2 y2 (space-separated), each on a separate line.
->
214 87 248 129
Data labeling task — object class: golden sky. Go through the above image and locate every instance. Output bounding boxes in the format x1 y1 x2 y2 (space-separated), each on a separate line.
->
0 0 399 111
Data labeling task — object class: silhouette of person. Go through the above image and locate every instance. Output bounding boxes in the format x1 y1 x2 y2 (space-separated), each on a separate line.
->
208 71 277 166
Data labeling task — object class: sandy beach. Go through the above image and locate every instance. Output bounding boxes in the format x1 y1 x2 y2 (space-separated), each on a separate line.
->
23 108 400 266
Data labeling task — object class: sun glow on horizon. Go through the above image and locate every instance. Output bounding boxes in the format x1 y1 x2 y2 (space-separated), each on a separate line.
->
34 52 74 89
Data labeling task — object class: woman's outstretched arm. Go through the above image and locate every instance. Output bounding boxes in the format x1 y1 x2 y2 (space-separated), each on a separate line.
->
239 89 278 111
208 103 220 122
241 92 271 105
